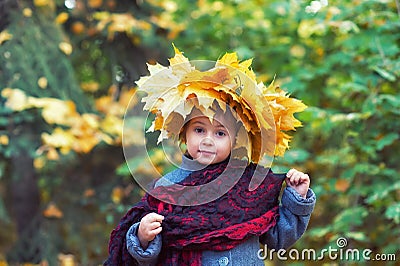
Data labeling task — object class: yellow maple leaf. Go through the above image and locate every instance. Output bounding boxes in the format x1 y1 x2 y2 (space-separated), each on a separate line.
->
218 52 239 67
335 179 350 192
0 30 13 45
43 202 63 219
100 114 123 136
34 0 50 6
55 12 69 24
59 42 72 55
88 0 103 9
33 157 46 169
58 254 76 266
81 81 99 92
41 127 74 150
29 98 78 125
169 44 194 75
0 135 9 145
1 88 30 111
46 147 60 160
217 53 257 81
73 136 100 153
273 132 291 156
95 95 113 114
38 77 48 89
111 186 124 204
169 44 187 64
22 8 32 17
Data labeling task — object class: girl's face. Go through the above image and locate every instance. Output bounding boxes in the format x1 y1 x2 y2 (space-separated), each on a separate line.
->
185 115 235 165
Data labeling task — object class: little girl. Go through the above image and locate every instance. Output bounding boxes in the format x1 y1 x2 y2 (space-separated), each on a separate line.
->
105 47 316 266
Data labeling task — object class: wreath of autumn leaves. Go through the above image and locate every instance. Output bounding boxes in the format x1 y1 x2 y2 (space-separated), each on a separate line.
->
137 46 307 163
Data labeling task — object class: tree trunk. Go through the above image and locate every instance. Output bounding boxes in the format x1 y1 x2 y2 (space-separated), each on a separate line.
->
9 146 41 263
11 153 40 234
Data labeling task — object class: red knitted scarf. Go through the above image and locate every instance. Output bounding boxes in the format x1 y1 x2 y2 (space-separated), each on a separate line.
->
105 160 285 266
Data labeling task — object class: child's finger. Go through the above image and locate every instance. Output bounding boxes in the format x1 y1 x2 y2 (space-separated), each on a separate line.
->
152 226 162 235
144 226 163 241
299 173 310 183
148 226 163 239
287 169 310 186
287 170 300 185
289 175 299 186
145 212 165 223
140 221 163 240
285 177 294 187
152 213 165 222
286 169 296 177
149 221 162 230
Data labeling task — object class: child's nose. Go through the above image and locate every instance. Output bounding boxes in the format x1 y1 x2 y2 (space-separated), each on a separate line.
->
201 136 214 146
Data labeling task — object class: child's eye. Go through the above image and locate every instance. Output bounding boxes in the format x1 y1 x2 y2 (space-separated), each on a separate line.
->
216 131 227 137
194 127 204 134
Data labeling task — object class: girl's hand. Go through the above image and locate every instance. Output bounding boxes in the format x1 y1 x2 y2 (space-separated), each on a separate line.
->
138 212 164 249
286 169 310 198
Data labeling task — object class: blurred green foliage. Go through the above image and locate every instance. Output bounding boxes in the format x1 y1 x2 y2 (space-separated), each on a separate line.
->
0 0 399 264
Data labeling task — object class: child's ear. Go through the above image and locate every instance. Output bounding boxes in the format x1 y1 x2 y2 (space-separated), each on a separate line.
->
177 131 187 152
178 126 187 143
178 133 186 144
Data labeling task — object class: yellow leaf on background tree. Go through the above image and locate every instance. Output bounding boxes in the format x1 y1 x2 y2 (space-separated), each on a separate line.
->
1 86 131 160
55 12 69 24
1 88 30 111
59 42 72 55
88 0 103 8
43 202 63 218
28 98 78 125
41 128 75 151
46 147 60 160
81 81 99 92
335 179 350 192
22 8 32 17
73 136 100 153
58 254 76 266
0 135 9 145
33 157 46 169
38 77 48 89
33 0 50 7
100 115 123 136
111 187 124 204
0 30 13 45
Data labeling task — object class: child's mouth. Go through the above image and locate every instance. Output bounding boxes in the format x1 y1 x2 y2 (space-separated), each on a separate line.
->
199 150 216 156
